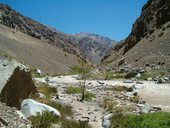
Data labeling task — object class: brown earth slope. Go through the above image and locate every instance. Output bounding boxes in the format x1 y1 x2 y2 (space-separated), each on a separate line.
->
0 24 80 74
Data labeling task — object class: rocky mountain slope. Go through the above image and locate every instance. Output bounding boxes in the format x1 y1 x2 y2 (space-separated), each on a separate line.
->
0 24 80 74
114 0 170 54
102 0 170 74
74 32 117 64
0 4 80 57
0 4 116 65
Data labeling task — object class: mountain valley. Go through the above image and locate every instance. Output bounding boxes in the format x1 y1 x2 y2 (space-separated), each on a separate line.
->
0 0 170 128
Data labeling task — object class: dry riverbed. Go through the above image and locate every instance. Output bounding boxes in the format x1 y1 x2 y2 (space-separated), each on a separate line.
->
35 75 170 128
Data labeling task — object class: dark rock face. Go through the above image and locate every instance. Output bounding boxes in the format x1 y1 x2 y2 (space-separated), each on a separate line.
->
0 67 38 109
114 0 170 53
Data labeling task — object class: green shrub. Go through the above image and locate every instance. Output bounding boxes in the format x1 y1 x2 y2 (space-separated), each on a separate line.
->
62 119 92 128
84 91 95 101
29 111 60 128
36 83 57 98
66 86 83 94
66 86 95 101
111 112 170 128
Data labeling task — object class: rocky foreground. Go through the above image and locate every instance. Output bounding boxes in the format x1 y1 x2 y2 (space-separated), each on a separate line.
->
0 56 170 128
0 102 31 127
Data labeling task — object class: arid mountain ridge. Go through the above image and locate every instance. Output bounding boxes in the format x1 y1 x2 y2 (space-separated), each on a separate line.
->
0 3 116 64
113 0 170 54
102 0 170 75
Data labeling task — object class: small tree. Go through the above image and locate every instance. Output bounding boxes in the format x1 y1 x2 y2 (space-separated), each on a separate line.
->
79 61 92 101
69 59 92 101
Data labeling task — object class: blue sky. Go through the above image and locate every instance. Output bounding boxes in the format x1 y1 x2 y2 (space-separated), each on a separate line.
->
0 0 147 41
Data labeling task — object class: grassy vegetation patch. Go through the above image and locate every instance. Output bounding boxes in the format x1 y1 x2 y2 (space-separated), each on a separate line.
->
69 65 84 74
36 83 57 98
105 71 124 79
111 85 133 92
29 111 60 128
62 119 92 128
29 109 92 128
92 70 125 80
100 98 136 113
36 98 73 117
66 86 95 101
100 98 118 112
66 86 83 94
137 71 165 80
111 112 170 128
84 91 96 101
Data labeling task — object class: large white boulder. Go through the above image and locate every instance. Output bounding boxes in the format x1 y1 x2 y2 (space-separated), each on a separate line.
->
20 99 60 118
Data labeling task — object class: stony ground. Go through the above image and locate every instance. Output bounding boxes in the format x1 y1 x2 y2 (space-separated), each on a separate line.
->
0 102 31 128
1 56 170 128
36 75 170 128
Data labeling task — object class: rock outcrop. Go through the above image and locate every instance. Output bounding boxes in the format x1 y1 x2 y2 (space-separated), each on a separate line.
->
102 0 170 74
114 0 170 53
0 66 38 109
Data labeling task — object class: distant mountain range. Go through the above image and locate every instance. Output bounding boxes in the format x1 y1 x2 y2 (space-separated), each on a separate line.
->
74 32 117 64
